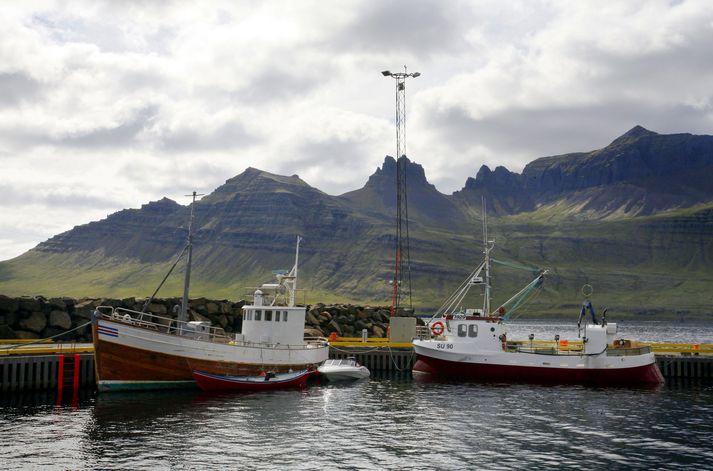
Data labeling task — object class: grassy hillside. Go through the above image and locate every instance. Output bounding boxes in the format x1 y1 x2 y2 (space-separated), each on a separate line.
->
2 203 711 319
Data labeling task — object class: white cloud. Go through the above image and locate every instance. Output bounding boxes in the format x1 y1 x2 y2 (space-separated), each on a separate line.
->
1 0 713 260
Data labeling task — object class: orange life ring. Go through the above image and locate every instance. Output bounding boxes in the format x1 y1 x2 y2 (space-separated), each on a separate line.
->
430 321 445 336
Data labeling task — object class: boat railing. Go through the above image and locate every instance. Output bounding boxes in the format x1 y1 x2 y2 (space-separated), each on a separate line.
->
95 306 230 342
607 345 652 356
96 306 329 350
508 340 584 353
226 336 328 350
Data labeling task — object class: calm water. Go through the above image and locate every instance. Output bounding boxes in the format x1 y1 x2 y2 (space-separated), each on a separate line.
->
1 321 713 470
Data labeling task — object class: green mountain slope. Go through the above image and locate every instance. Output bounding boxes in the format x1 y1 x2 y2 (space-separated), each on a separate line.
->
1 127 712 319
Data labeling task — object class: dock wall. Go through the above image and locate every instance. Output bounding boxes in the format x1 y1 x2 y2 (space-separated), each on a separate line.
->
1 350 711 393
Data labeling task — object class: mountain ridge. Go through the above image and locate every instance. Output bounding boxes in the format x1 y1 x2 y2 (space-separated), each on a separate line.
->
1 126 712 318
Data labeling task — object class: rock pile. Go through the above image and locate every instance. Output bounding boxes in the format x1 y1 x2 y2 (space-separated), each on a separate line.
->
303 303 393 339
0 295 398 342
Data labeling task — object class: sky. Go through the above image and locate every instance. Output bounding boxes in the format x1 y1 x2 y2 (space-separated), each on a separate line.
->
1 0 713 261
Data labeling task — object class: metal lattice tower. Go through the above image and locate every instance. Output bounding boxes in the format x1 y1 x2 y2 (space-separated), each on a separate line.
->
382 66 421 317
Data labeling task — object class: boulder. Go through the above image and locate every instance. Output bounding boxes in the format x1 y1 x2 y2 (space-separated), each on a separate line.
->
42 326 69 340
319 311 332 323
306 311 321 327
326 320 342 336
148 303 167 315
19 312 47 334
2 311 17 327
71 321 90 337
304 327 324 338
121 297 137 308
0 295 19 313
190 310 211 323
49 310 72 330
74 305 96 320
18 296 41 313
14 330 40 340
91 299 107 308
0 324 17 339
217 315 229 329
190 298 208 313
355 320 367 331
206 302 220 315
48 297 70 310
372 325 386 338
342 325 355 336
220 302 232 314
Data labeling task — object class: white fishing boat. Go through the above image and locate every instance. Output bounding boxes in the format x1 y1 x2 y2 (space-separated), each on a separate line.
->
318 358 370 381
91 193 328 392
412 202 664 386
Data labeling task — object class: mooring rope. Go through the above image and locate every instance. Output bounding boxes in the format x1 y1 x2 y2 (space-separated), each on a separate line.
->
0 320 92 350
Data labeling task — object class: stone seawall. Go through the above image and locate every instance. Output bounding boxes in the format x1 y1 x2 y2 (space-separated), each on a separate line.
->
0 295 397 342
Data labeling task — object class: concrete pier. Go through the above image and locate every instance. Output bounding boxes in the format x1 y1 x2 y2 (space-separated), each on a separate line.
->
0 353 94 393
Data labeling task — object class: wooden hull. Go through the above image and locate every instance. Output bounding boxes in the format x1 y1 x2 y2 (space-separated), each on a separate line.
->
93 324 196 391
92 318 328 392
192 369 311 392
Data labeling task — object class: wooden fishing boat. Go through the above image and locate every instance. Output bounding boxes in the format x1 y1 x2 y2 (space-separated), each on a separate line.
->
91 196 328 392
192 369 312 392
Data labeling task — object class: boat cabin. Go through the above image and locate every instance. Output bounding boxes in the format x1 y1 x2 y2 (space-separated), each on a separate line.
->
239 289 307 345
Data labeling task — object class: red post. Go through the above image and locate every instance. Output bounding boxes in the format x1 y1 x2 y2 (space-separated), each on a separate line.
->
72 354 81 407
72 354 80 394
56 355 65 403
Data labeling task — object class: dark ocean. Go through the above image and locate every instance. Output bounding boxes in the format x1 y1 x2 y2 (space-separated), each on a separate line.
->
2 321 712 470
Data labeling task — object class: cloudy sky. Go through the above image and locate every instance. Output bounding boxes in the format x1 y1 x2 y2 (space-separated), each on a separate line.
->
1 0 712 260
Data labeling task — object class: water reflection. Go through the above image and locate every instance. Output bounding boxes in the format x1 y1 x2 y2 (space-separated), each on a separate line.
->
1 374 712 469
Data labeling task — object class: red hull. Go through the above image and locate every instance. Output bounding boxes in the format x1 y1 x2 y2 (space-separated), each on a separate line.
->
192 370 311 392
414 355 664 386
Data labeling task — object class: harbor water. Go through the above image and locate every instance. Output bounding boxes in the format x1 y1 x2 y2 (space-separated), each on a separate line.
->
2 321 713 470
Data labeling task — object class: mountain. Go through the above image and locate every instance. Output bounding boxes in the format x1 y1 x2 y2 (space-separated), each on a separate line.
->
1 127 712 318
340 156 464 227
456 126 713 219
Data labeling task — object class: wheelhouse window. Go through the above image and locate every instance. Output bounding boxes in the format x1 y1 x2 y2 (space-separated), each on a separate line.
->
283 311 288 322
275 311 281 322
265 310 273 321
255 310 262 321
468 325 478 338
457 324 467 337
245 311 252 321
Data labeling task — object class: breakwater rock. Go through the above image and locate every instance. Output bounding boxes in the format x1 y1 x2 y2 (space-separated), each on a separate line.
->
0 295 401 342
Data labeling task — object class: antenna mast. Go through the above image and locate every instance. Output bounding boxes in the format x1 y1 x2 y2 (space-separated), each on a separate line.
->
382 66 421 317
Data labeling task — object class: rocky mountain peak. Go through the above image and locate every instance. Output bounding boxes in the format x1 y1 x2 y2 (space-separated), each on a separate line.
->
139 197 181 213
464 165 521 190
365 155 430 189
608 125 658 147
202 167 316 205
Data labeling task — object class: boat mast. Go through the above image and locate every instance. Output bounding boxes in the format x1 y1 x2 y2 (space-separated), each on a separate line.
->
482 197 491 316
180 191 202 323
289 236 301 307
